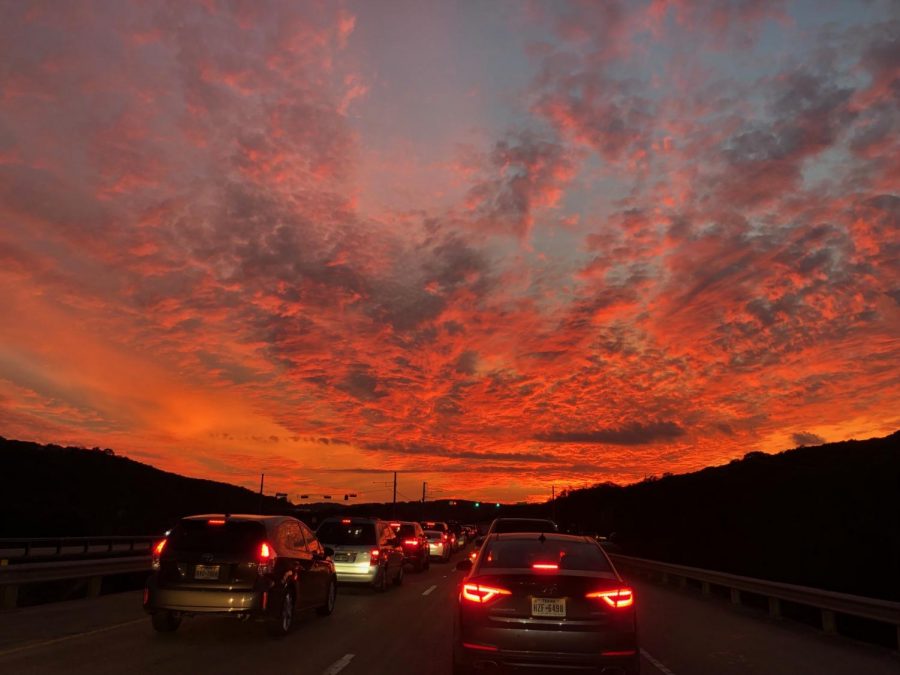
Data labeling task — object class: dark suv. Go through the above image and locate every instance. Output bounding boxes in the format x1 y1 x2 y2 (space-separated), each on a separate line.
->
144 514 337 636
390 521 430 572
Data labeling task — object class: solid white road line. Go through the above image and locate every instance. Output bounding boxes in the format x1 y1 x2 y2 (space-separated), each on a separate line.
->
322 653 355 675
422 585 437 596
641 648 677 675
0 618 146 658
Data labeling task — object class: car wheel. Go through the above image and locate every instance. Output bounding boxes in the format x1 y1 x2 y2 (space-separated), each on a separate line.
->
266 589 294 637
374 567 388 592
393 564 404 586
317 577 337 616
151 610 181 633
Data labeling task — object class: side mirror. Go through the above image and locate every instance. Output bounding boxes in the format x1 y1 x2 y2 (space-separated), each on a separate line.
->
323 546 335 558
455 559 473 572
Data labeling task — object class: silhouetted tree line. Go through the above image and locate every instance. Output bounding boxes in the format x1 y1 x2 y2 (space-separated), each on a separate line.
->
544 432 900 601
1 432 897 600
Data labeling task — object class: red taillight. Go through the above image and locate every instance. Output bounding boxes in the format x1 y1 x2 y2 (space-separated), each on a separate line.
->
461 583 511 604
469 550 477 561
586 587 634 609
532 563 558 570
370 549 381 565
442 533 448 542
390 522 401 528
151 539 166 570
257 541 277 574
341 518 352 524
462 642 498 652
208 518 226 526
404 539 419 546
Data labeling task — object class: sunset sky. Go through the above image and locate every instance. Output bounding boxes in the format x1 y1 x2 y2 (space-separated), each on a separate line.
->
1 0 898 503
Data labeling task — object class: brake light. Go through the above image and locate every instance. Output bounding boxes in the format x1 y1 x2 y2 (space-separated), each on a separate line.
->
207 519 226 526
461 583 511 604
404 539 419 546
532 563 558 570
258 541 277 574
369 549 381 566
151 539 166 570
442 533 448 542
390 522 401 528
586 587 634 609
341 519 352 524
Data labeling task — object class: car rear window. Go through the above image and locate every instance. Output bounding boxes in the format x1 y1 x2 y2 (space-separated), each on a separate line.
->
480 539 612 572
397 524 417 537
425 530 443 540
168 520 266 555
492 519 557 533
317 522 377 545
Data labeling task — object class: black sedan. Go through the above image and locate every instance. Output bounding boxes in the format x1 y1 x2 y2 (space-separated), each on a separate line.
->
453 532 639 674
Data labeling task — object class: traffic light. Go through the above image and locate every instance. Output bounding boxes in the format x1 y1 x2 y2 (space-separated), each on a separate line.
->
474 502 480 508
495 502 500 508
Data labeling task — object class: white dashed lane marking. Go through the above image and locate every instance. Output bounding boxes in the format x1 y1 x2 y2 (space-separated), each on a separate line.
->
422 585 437 596
641 648 677 675
322 653 354 675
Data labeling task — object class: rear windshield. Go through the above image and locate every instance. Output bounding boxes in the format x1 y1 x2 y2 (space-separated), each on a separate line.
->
168 520 266 555
493 520 557 533
397 524 417 537
422 522 446 531
425 530 443 540
317 522 377 546
480 539 612 572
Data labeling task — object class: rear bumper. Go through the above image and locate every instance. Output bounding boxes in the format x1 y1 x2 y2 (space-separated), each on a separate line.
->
144 576 266 615
428 543 448 558
455 614 638 672
333 562 379 584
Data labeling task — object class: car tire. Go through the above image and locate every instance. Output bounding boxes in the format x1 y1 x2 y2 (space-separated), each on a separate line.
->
316 577 337 617
266 589 295 637
374 567 388 592
393 564 404 586
151 610 181 633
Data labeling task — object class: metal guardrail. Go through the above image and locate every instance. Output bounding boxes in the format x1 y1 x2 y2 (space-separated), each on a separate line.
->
610 553 900 649
0 537 159 610
0 535 158 561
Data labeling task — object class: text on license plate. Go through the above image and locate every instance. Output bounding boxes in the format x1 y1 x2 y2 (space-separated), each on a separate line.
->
194 564 220 580
531 597 566 617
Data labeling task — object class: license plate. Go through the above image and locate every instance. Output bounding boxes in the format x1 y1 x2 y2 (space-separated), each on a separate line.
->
532 597 566 617
194 564 220 580
334 553 355 563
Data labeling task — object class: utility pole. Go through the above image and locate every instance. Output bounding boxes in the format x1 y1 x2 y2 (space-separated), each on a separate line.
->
421 481 426 520
259 473 265 514
551 485 556 523
392 471 397 518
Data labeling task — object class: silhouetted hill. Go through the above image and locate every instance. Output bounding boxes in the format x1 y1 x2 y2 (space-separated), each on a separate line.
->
548 431 900 601
0 438 303 536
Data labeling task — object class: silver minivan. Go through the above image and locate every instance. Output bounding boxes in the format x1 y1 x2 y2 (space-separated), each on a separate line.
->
316 517 405 590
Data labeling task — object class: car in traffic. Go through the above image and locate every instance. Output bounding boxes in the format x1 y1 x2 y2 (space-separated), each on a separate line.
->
389 520 430 572
453 532 638 673
316 517 405 590
144 514 337 636
422 520 456 552
425 528 452 562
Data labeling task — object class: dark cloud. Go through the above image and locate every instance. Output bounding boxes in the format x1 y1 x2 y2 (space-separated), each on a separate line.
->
535 421 686 445
792 432 825 447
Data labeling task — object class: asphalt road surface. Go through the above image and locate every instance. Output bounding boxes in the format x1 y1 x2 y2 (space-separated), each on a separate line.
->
1 553 897 675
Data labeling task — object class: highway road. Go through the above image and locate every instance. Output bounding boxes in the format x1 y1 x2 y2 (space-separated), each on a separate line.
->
0 551 897 675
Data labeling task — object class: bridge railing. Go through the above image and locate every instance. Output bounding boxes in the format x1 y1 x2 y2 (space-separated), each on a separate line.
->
610 553 900 650
0 535 158 561
0 536 160 609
